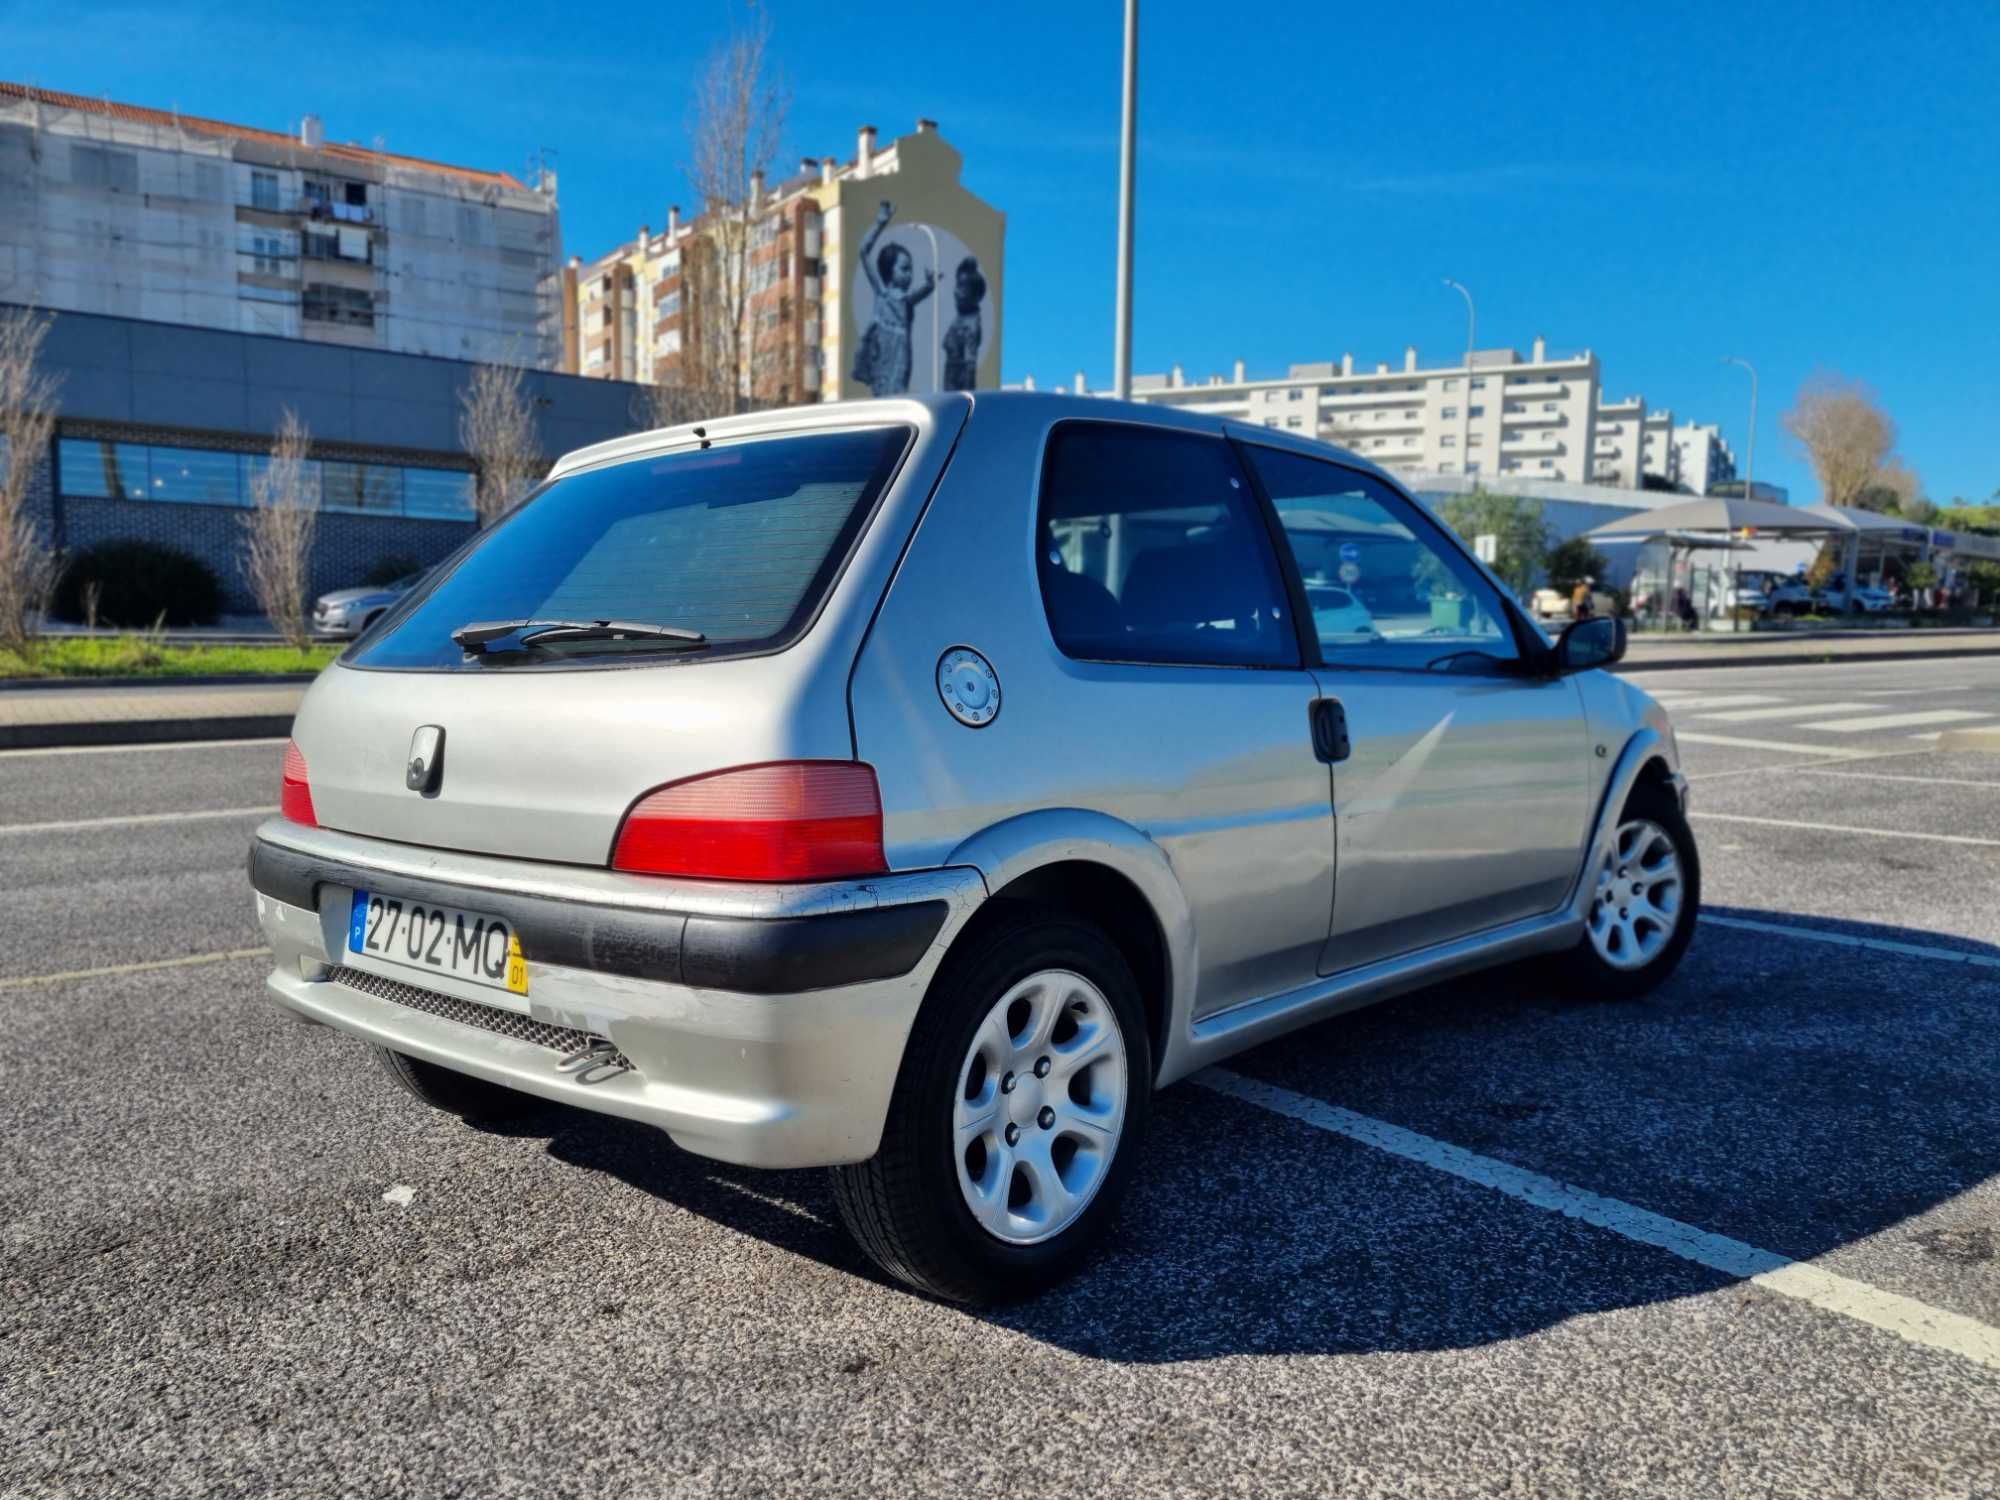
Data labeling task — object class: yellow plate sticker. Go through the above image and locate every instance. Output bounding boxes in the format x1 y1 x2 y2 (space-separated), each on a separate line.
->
506 931 529 995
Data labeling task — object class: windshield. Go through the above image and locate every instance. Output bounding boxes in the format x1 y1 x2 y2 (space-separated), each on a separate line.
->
350 426 911 671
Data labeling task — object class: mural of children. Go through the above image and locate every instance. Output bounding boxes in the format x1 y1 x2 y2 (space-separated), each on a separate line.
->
942 256 986 391
852 200 935 397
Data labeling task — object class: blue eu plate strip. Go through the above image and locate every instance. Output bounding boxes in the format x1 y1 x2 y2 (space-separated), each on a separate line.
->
348 889 369 952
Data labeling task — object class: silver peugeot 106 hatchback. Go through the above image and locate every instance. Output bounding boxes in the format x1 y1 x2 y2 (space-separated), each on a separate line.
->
250 393 1696 1303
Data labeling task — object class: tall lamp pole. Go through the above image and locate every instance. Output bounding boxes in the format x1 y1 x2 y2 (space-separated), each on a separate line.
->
1442 278 1475 476
1722 355 1759 632
1112 0 1138 399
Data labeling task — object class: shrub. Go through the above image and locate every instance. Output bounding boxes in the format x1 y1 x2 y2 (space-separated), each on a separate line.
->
361 552 423 587
52 539 224 627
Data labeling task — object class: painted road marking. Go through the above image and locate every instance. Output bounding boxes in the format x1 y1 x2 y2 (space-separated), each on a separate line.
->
0 805 275 837
1196 1069 2000 1374
1688 811 2000 848
1798 709 1992 733
0 737 288 759
0 948 270 991
1799 769 2000 790
1700 913 2000 970
1676 732 1873 755
1692 701 1881 724
1652 694 1784 711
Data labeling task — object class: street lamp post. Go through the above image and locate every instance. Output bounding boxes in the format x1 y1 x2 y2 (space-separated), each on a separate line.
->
1442 278 1475 478
1113 0 1138 400
1722 355 1760 632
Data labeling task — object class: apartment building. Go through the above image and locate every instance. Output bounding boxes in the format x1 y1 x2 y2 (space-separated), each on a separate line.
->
0 82 561 365
1093 338 1605 484
1592 395 1651 489
564 119 1004 406
1669 421 1737 495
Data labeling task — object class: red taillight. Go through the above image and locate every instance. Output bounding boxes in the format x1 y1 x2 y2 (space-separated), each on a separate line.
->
280 739 318 827
612 762 886 881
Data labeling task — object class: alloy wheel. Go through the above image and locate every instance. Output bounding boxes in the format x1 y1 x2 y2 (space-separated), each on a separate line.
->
1586 817 1684 971
953 968 1129 1245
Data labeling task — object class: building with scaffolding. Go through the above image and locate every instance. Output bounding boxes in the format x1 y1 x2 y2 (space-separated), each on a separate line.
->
0 82 561 366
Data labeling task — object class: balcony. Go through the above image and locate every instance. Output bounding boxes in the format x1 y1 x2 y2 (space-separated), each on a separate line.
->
1502 430 1567 454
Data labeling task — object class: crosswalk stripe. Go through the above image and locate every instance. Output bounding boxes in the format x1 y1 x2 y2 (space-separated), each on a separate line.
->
1656 694 1783 711
1690 701 1880 724
1797 709 1992 733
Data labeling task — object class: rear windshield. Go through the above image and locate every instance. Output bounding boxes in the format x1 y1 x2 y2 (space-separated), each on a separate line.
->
350 426 911 671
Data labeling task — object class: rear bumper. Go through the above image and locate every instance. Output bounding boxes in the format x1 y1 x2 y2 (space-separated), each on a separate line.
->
248 820 985 1167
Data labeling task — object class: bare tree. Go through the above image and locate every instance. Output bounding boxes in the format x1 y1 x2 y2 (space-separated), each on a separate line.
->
458 361 542 524
685 4 788 414
0 308 63 655
242 409 318 648
1782 373 1897 511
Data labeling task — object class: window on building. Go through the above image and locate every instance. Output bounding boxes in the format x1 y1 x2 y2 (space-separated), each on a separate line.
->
302 284 374 328
1466 462 1481 475
1539 459 1555 471
656 289 680 317
250 170 281 211
1442 379 1458 390
1439 462 1456 473
1288 388 1303 402
1470 377 1487 389
1440 435 1457 448
1286 416 1303 429
57 436 475 519
1441 406 1458 419
1543 402 1557 412
1468 405 1485 419
1468 434 1484 447
1037 423 1297 669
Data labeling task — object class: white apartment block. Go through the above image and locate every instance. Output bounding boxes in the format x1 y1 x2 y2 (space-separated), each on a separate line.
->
0 83 562 365
1592 395 1651 489
1669 421 1737 495
1074 337 1602 484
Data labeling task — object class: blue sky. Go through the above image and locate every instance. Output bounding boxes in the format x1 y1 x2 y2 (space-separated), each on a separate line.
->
13 0 1999 506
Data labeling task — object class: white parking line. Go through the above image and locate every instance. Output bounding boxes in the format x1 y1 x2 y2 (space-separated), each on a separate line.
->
1691 701 1881 724
1797 709 1993 733
0 737 288 759
0 947 271 991
1688 811 2000 847
0 805 275 837
1196 1069 2000 1374
1700 913 2000 970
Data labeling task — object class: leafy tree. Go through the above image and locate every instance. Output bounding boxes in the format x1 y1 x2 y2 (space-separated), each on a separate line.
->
1964 559 2000 606
1545 534 1608 592
1430 489 1553 597
1898 495 1940 526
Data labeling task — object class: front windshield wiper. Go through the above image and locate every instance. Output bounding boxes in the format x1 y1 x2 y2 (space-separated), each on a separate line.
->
452 618 708 654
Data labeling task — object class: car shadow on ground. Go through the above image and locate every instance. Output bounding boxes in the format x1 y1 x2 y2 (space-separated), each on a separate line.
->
474 905 2000 1363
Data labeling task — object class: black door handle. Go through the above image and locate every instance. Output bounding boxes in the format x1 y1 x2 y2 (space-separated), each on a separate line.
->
1310 698 1350 763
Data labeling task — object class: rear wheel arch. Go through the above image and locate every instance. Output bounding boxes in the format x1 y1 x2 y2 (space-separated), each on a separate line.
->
955 860 1171 1082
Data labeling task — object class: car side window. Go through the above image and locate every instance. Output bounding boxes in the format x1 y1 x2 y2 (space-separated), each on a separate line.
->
1037 423 1298 668
1242 447 1519 671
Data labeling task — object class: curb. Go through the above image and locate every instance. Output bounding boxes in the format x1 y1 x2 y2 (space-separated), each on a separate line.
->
1616 642 2000 673
0 715 296 751
0 673 321 692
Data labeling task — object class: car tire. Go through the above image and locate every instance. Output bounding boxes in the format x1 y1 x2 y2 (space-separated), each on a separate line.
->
1555 782 1700 1001
828 905 1153 1305
370 1045 535 1121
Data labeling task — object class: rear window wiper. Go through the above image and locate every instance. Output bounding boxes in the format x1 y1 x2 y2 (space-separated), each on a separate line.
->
452 618 709 654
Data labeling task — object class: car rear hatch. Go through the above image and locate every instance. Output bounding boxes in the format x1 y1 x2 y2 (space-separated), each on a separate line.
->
289 403 961 866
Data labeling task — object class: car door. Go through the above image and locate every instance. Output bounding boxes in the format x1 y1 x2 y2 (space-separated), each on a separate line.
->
1237 442 1593 975
1033 421 1339 1017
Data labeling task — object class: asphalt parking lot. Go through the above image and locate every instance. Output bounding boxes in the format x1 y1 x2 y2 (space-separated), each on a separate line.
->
4 654 1999 1498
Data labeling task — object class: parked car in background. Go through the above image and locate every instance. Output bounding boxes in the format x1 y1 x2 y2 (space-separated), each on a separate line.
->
1767 579 1819 615
1819 574 1897 612
312 572 425 638
249 394 1696 1303
1305 583 1375 637
1708 582 1770 617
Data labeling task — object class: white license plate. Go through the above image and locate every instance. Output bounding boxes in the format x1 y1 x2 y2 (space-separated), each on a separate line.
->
347 889 528 997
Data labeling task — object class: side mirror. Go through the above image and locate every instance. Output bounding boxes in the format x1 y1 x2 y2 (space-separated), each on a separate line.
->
1554 614 1625 673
